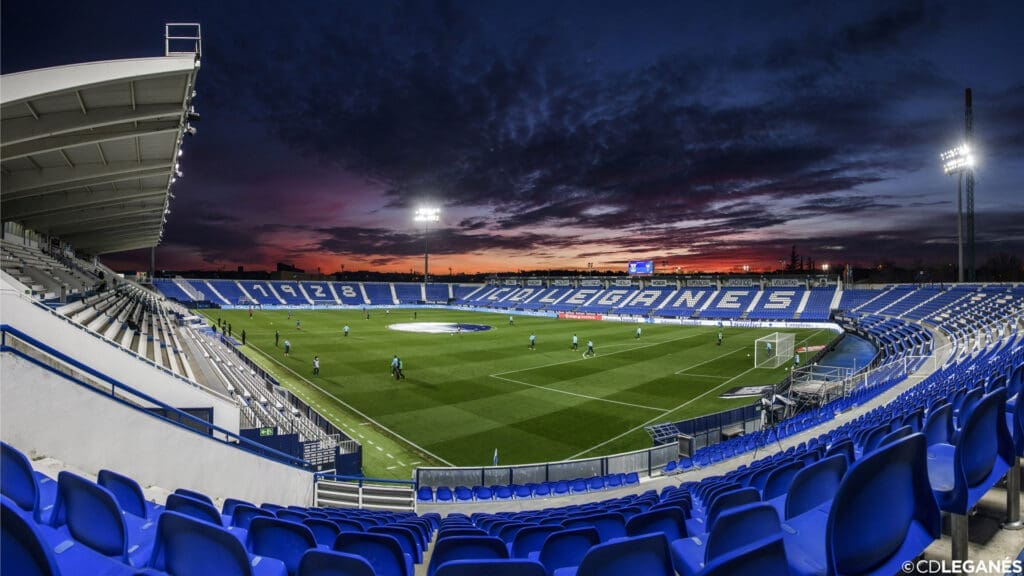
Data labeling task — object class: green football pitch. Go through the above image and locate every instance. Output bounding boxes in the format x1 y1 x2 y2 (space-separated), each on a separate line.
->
203 308 834 479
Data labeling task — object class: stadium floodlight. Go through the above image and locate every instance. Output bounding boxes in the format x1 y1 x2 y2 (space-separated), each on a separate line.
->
414 207 440 285
940 143 973 282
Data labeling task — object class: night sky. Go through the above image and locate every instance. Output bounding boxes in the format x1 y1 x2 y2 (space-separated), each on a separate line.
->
3 1 1023 274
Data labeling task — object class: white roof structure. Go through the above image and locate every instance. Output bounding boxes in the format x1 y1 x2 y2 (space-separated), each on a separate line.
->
1 24 201 255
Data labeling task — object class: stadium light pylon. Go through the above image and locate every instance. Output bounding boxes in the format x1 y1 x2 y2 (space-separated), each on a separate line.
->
940 143 974 282
414 207 440 285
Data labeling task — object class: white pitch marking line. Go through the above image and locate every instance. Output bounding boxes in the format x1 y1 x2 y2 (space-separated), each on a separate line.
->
490 374 668 412
386 466 397 470
675 373 731 379
248 343 456 466
570 330 826 459
376 446 384 452
387 453 395 459
673 346 745 374
410 461 422 466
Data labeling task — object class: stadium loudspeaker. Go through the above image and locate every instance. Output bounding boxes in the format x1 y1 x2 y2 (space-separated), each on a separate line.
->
677 434 695 458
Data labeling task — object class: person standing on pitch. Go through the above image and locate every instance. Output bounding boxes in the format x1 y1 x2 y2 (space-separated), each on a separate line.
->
284 339 291 357
636 326 642 339
571 333 578 350
717 331 723 346
509 315 515 327
391 355 399 379
529 332 536 350
241 330 246 346
275 329 279 347
397 357 405 379
586 339 595 357
343 324 350 337
794 352 800 367
296 319 301 331
313 355 320 376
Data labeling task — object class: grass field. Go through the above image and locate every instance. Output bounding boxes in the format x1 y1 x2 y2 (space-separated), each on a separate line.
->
203 308 834 479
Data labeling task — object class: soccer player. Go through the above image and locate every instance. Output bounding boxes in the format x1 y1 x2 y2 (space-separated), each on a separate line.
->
571 333 578 350
397 357 405 379
717 331 723 346
766 342 773 356
509 315 515 326
391 355 399 379
586 340 595 357
248 307 253 319
296 320 301 331
529 333 536 350
636 326 642 339
313 355 320 376
284 339 291 356
241 330 246 346
794 352 800 367
287 310 292 320
275 329 279 347
343 324 350 337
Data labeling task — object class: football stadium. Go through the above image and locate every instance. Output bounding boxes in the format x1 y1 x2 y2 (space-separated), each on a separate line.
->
2 9 1024 576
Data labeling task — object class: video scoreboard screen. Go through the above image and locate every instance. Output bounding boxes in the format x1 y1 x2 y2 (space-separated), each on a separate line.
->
628 260 654 275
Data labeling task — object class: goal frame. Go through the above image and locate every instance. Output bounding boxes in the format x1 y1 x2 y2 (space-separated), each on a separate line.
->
755 332 795 369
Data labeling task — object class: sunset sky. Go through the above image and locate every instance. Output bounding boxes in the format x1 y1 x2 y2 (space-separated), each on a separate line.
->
3 1 1023 274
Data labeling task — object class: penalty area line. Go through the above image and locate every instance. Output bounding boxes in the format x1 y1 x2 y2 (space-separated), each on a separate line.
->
569 330 826 459
248 343 455 467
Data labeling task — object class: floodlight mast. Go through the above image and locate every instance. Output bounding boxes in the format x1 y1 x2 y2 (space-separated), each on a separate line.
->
940 143 973 283
414 207 440 285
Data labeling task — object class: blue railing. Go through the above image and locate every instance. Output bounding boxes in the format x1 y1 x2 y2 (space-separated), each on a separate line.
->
0 324 311 469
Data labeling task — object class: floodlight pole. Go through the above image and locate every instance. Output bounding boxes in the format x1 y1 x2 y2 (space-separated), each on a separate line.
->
414 207 440 286
956 172 964 283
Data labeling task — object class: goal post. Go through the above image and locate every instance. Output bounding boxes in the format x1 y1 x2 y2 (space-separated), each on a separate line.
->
755 332 795 368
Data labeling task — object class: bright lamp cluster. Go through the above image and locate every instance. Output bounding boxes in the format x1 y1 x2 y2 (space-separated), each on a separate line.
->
941 144 974 174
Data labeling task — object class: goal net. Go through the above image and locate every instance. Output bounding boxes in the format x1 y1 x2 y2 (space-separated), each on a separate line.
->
755 332 795 369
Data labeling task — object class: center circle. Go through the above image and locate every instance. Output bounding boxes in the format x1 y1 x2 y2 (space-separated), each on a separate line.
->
386 322 493 334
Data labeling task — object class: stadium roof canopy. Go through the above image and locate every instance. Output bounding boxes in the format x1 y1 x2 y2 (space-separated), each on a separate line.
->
0 25 201 255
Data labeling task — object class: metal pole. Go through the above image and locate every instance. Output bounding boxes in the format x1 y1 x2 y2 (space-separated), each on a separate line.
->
957 173 964 283
423 220 429 285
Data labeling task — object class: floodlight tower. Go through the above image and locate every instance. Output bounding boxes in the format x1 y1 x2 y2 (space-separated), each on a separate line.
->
414 207 440 285
940 143 972 282
964 89 975 282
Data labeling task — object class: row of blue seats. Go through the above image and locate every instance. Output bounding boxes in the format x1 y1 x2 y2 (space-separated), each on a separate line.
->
1 441 446 576
417 473 641 503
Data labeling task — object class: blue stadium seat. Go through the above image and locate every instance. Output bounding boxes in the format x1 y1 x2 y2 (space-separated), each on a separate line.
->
174 487 215 508
563 511 626 542
369 525 422 563
927 390 1015 561
700 535 791 576
428 535 508 576
531 526 600 576
246 516 318 576
923 403 953 446
761 460 803 500
434 558 547 576
149 510 286 576
1 441 57 524
783 434 940 576
2 495 136 576
303 518 341 547
335 531 413 576
222 497 256 517
166 493 226 527
671 502 781 576
232 504 276 530
49 471 155 567
781 454 848 520
510 524 563 559
97 469 156 520
297 549 376 576
278 509 311 523
562 533 673 576
687 486 760 536
624 506 687 541
416 486 433 502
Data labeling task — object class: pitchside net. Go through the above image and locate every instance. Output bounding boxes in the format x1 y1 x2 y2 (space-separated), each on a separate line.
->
755 332 795 369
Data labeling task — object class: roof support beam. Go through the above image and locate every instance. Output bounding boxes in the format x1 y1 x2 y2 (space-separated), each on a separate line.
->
1 103 182 146
1 187 166 221
1 121 179 160
1 160 170 200
20 202 166 231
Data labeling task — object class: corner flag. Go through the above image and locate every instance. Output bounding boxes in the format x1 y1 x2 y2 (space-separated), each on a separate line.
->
493 448 499 467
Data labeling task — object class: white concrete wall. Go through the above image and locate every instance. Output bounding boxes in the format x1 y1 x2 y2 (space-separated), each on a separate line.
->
1 353 314 506
0 284 238 432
